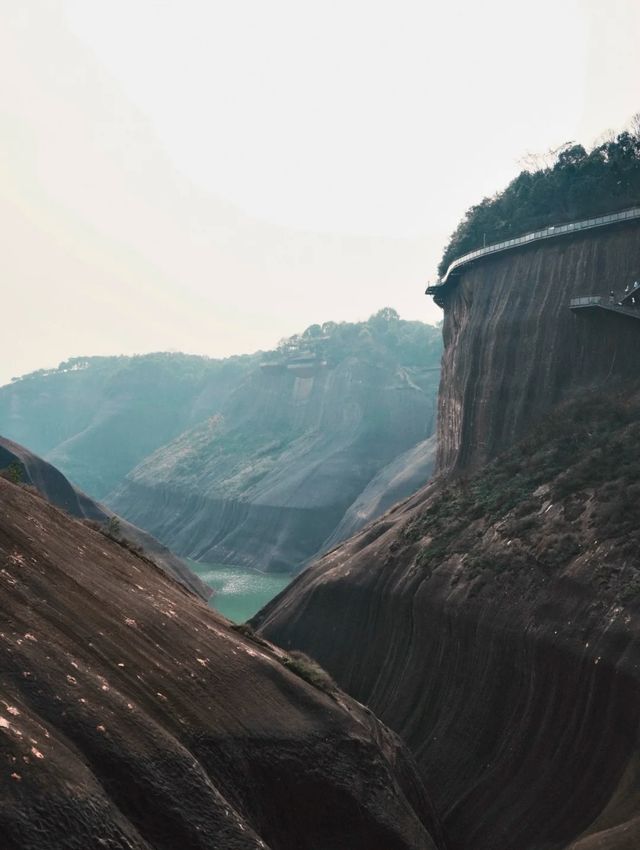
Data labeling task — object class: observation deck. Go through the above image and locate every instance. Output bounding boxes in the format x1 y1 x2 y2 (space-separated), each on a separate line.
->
426 207 640 306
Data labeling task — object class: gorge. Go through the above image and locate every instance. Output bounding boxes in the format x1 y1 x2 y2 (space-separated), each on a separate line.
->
254 213 640 850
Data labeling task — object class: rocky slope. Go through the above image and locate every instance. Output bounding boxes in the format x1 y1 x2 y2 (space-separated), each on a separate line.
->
437 219 640 472
0 435 210 600
111 360 438 572
109 318 441 572
0 475 445 849
0 353 254 499
256 385 640 850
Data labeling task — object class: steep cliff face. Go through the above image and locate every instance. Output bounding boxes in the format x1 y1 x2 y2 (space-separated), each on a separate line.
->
256 385 640 850
0 435 210 600
437 220 640 472
253 222 640 849
110 358 439 572
0 476 445 850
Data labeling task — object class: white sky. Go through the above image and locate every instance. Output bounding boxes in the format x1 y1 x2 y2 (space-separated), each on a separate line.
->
1 0 638 384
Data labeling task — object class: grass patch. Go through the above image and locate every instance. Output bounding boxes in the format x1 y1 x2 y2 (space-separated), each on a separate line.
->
281 650 336 694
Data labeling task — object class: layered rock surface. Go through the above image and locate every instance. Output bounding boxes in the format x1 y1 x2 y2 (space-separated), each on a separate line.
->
0 435 210 600
253 224 640 849
0 476 445 850
437 219 640 472
110 358 439 572
256 386 640 849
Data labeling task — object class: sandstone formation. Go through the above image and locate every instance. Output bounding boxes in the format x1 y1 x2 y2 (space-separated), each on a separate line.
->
436 219 640 472
110 357 439 572
0 475 445 849
0 435 210 601
254 224 640 849
256 386 640 849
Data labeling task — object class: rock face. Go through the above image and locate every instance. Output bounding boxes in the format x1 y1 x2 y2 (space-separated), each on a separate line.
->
254 224 640 850
256 387 640 849
110 358 439 572
0 354 254 499
0 476 445 850
0 435 210 601
437 219 640 473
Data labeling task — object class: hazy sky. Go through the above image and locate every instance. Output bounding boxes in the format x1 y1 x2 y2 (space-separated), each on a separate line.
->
1 0 638 384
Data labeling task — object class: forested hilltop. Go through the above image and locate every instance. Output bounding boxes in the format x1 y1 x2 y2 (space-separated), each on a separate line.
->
107 310 443 572
0 311 442 528
439 119 640 276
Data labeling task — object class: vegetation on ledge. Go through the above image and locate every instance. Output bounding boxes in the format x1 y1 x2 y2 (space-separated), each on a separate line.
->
438 118 640 276
403 384 640 597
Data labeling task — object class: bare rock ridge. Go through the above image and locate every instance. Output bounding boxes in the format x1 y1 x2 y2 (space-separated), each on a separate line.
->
254 224 640 850
0 435 210 601
109 356 439 572
0 475 445 850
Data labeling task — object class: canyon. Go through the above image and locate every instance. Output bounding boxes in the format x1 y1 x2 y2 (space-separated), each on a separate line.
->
255 219 640 850
0 317 441 574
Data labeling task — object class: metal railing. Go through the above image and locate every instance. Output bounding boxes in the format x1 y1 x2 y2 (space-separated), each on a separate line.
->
569 296 640 320
431 206 640 289
570 296 603 307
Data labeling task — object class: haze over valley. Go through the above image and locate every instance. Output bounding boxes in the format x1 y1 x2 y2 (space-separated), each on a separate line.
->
2 2 640 848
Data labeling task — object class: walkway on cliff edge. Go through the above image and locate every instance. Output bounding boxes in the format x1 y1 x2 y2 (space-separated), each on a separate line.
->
426 206 640 303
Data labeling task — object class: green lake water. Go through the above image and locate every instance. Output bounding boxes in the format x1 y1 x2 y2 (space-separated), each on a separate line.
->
188 561 292 623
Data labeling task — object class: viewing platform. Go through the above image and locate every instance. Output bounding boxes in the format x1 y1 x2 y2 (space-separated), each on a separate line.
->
426 206 640 306
570 295 640 321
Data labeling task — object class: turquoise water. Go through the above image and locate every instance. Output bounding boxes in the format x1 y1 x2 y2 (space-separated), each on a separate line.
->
188 561 292 623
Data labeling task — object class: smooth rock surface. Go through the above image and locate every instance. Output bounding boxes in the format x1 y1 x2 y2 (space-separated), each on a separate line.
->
0 435 210 600
0 476 445 850
254 222 640 850
437 220 640 473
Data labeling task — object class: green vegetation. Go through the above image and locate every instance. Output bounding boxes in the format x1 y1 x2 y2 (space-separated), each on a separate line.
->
281 650 336 694
275 308 442 369
404 386 640 586
439 118 640 276
106 515 122 538
230 622 272 649
0 461 23 484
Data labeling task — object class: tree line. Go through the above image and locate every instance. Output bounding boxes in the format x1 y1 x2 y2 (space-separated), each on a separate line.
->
438 117 640 277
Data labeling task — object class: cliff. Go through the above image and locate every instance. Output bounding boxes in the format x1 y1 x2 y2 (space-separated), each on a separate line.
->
110 356 439 572
437 219 640 472
254 223 640 849
0 435 210 600
256 385 640 849
0 475 445 849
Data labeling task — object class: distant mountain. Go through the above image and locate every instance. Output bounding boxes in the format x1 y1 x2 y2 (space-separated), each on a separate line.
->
1 313 442 574
0 352 256 498
109 312 442 572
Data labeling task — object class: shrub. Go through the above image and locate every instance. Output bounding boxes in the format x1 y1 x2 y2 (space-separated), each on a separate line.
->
281 650 336 694
230 622 271 649
0 462 24 484
105 516 121 539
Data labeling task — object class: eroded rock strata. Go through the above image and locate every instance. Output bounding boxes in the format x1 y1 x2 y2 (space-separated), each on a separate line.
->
437 220 640 473
110 358 439 572
256 387 640 849
0 435 210 600
0 476 444 850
